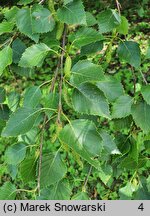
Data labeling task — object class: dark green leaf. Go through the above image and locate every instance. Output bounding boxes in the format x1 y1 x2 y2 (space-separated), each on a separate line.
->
59 119 102 169
97 9 121 33
70 60 104 86
112 95 133 118
57 0 86 25
20 156 37 183
131 102 150 133
23 86 42 108
5 143 26 165
40 152 67 187
118 41 141 68
141 85 150 105
2 107 41 137
72 82 111 119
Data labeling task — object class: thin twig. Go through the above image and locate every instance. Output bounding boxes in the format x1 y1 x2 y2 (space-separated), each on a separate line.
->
37 116 47 196
57 24 67 124
131 66 136 95
115 0 121 15
139 69 148 85
50 62 60 92
39 0 45 4
83 165 93 191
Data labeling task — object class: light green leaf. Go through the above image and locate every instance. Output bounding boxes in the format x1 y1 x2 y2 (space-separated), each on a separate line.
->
72 192 89 200
117 16 129 35
112 95 133 118
20 156 37 183
119 182 135 200
0 182 16 200
118 41 141 68
1 107 41 137
32 5 55 33
8 91 20 112
16 8 39 42
19 43 50 68
12 38 26 64
59 119 103 169
64 0 73 5
5 142 26 165
39 180 71 200
23 86 42 108
141 85 150 105
131 102 150 133
18 0 33 5
40 152 67 187
96 76 124 102
0 46 12 76
57 0 86 25
97 9 121 33
4 6 19 23
70 60 104 86
100 130 121 155
98 164 113 184
72 82 111 119
71 27 104 48
0 87 6 103
86 12 97 26
0 22 14 35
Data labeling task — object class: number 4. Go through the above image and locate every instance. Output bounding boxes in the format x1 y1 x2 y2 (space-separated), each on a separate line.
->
138 203 144 211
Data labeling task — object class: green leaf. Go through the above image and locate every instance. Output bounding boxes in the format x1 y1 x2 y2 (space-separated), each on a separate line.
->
70 60 104 86
57 0 86 25
96 76 124 102
40 152 67 187
20 156 37 183
12 38 26 64
72 192 89 200
119 182 135 200
81 41 103 56
117 16 129 35
0 87 6 103
16 8 39 42
86 12 97 26
23 86 42 108
19 43 50 68
97 9 121 33
141 85 150 105
64 0 73 5
112 95 133 118
59 119 102 169
0 105 10 121
39 180 71 200
5 142 26 165
100 130 121 155
4 6 19 23
131 102 150 133
0 46 12 76
0 182 16 200
0 21 14 35
70 27 104 48
18 0 33 5
32 5 55 33
118 41 141 68
8 91 20 112
72 82 111 119
2 107 41 137
98 164 113 184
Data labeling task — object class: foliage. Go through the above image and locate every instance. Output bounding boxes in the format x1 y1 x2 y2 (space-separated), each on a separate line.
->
0 0 149 200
